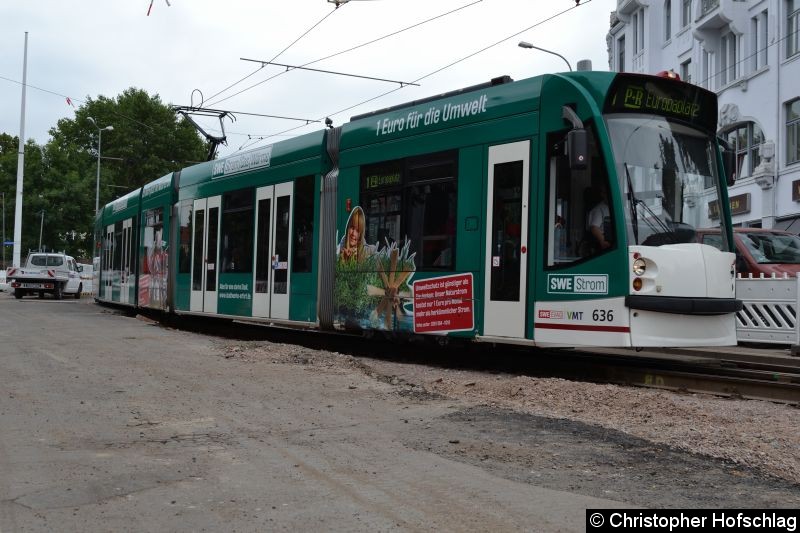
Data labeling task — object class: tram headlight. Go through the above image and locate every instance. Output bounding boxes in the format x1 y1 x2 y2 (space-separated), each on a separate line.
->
632 258 647 276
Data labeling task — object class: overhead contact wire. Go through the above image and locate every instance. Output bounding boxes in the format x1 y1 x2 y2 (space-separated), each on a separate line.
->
205 6 342 106
240 0 590 150
210 0 484 108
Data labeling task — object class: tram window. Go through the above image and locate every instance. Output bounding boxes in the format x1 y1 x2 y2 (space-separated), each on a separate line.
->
128 218 138 279
360 151 457 271
292 175 315 273
221 188 254 274
113 221 123 275
178 202 192 274
192 210 204 291
545 124 614 267
362 160 403 247
273 195 291 294
254 197 271 293
490 160 523 301
207 207 219 292
143 208 164 275
406 158 457 270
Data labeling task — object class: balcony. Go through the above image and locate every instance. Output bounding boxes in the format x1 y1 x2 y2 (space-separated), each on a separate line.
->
694 0 748 33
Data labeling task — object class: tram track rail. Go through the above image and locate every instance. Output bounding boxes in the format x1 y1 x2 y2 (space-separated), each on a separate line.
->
136 307 800 405
562 348 800 405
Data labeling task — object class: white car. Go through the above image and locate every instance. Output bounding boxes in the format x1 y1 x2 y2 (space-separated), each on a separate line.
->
6 253 83 299
0 270 8 292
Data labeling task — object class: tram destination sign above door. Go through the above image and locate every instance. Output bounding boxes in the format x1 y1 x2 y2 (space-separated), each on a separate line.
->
604 73 717 132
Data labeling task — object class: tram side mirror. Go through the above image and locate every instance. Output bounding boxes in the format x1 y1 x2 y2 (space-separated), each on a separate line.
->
566 129 588 171
718 137 736 187
735 253 747 275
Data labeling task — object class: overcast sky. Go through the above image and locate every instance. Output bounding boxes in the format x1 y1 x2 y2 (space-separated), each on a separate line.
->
1 0 615 158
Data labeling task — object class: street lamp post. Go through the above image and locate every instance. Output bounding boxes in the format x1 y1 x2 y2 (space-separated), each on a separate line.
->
87 117 114 214
38 209 44 252
1 191 5 269
518 41 572 72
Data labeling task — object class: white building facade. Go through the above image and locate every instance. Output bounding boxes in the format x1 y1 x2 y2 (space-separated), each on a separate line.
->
608 0 800 230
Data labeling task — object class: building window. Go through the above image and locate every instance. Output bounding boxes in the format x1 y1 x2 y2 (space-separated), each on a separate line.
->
751 10 769 71
360 151 457 271
617 35 626 71
789 0 800 58
701 48 712 88
682 0 692 27
720 32 738 86
788 99 800 165
722 122 764 179
665 0 672 40
632 10 644 54
680 58 692 83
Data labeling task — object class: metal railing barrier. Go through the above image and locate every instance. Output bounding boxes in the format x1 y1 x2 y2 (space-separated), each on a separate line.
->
735 273 800 353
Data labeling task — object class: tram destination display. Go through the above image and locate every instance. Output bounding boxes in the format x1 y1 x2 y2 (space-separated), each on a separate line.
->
604 73 717 131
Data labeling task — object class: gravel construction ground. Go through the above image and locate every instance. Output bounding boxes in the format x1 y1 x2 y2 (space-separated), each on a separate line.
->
219 339 800 508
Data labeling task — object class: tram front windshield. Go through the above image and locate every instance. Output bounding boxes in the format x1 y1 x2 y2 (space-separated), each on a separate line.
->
606 115 727 248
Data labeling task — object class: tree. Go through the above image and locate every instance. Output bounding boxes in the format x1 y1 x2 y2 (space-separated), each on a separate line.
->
49 87 208 203
1 88 208 262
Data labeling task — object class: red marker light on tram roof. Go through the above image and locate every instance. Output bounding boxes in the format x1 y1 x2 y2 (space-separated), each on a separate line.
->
656 69 680 80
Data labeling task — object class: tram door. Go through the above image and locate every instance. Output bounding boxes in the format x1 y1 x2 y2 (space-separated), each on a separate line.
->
483 141 530 338
252 182 293 320
119 218 133 304
104 224 114 301
190 196 221 314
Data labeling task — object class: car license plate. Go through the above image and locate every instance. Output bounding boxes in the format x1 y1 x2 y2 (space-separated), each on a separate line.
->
21 283 50 289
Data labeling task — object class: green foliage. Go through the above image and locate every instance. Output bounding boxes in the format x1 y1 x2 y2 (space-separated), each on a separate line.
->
334 253 381 319
333 239 417 323
0 87 209 263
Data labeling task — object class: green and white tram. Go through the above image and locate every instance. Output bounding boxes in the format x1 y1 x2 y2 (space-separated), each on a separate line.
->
173 131 326 324
94 70 740 347
96 187 142 307
329 71 739 346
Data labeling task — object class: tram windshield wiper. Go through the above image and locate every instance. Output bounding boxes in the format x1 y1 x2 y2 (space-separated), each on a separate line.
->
637 195 675 241
624 163 640 245
624 163 676 245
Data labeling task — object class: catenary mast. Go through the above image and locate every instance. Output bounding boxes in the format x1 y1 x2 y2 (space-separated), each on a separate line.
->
12 32 29 267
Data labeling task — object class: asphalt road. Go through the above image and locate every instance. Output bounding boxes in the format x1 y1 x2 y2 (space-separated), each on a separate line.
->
0 296 627 532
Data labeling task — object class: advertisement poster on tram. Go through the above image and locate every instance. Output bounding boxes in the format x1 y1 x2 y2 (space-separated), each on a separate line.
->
334 206 417 332
412 273 474 334
334 207 473 335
